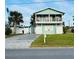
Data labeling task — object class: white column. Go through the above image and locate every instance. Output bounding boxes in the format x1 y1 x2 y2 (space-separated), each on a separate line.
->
49 14 50 22
55 15 56 34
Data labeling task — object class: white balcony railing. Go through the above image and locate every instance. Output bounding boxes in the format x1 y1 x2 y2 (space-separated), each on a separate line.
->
35 21 63 24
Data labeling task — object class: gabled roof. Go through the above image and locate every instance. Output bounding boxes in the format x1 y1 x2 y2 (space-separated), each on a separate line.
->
34 8 65 15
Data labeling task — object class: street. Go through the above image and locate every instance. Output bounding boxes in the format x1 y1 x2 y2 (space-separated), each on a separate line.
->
5 48 74 59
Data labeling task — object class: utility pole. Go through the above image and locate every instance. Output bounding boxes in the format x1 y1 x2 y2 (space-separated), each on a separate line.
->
73 16 74 26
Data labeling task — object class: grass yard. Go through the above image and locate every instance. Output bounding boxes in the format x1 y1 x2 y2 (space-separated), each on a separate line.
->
31 33 74 47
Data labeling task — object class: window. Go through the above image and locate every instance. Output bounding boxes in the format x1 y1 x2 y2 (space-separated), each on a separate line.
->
37 17 40 22
55 16 61 21
50 16 52 21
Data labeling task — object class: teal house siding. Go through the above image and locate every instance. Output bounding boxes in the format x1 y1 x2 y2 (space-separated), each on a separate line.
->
31 8 64 34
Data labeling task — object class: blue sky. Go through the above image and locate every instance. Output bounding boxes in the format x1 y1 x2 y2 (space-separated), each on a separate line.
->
5 0 74 26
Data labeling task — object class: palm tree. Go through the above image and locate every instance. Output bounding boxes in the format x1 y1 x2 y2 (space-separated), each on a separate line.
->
8 11 23 34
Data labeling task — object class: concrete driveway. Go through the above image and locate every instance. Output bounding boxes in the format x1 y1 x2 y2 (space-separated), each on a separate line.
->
5 34 40 49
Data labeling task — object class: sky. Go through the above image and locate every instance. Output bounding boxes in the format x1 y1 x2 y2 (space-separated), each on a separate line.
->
5 0 74 26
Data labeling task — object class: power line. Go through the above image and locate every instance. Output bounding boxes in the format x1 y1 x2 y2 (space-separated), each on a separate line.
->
6 0 73 5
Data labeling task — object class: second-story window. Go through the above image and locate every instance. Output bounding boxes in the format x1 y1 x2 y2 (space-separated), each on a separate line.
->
37 17 40 22
50 16 52 21
44 16 48 22
55 16 61 21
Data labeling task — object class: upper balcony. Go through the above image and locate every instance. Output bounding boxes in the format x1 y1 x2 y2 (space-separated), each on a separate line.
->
35 21 63 24
35 15 63 24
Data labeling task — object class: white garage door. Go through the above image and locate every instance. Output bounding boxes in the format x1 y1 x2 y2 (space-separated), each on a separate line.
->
44 25 56 34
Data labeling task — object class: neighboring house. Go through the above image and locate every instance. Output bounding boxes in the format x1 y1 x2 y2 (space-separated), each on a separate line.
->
11 26 31 34
31 8 65 34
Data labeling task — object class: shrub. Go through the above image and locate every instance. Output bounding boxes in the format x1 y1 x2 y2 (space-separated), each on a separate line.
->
71 28 74 33
63 27 68 34
5 27 12 35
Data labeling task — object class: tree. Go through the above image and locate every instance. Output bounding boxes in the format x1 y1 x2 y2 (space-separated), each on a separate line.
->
5 23 12 35
5 27 12 35
8 11 23 34
30 14 35 26
71 28 74 33
30 14 36 34
63 22 65 26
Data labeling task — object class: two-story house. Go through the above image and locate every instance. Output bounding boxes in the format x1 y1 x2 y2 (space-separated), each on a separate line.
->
31 8 65 34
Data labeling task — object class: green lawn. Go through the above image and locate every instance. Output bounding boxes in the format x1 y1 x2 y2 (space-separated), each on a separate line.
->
31 33 74 47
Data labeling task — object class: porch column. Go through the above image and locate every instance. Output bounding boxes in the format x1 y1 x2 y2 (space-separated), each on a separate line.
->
55 15 56 34
48 14 50 22
41 24 43 34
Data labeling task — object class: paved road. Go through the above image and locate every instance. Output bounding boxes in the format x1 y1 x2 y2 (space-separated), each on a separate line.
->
5 48 74 59
5 34 40 49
